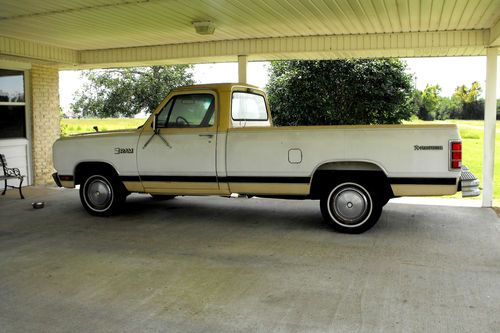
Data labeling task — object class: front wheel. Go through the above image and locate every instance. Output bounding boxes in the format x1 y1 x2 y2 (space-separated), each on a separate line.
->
320 181 382 234
80 174 123 216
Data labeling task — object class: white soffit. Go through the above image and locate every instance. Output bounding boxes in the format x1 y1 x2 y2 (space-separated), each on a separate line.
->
0 0 498 67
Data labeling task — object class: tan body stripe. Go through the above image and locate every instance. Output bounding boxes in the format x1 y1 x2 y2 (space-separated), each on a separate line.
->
228 183 309 195
71 180 460 198
391 184 458 196
123 181 144 192
121 181 309 196
141 181 220 191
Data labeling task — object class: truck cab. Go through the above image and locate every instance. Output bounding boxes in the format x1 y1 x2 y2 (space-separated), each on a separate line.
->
132 83 271 196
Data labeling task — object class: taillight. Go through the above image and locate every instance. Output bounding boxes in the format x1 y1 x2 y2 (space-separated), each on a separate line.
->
450 140 462 170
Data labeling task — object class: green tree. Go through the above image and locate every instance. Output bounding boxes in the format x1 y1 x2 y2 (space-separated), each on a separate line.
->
417 84 442 120
451 81 484 119
435 96 463 120
266 59 414 126
453 81 481 104
71 65 194 118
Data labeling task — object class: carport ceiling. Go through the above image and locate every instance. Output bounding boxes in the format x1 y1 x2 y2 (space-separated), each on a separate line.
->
1 0 498 50
0 0 499 68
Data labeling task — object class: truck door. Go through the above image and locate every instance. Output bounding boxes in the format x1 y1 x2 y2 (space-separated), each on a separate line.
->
137 91 218 192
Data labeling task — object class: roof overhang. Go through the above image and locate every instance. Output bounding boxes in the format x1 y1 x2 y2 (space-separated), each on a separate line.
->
0 0 498 69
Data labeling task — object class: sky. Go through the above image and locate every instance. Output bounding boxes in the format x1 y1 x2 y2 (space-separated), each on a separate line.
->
0 73 24 101
59 56 500 115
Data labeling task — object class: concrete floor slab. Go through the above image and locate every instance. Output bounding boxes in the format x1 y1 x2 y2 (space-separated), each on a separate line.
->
0 187 499 332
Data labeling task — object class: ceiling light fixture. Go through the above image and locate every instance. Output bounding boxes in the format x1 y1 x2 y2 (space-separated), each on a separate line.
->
193 21 215 35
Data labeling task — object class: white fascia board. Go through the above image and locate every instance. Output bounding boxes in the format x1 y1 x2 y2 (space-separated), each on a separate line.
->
0 58 32 70
74 30 489 69
2 30 490 69
0 35 78 65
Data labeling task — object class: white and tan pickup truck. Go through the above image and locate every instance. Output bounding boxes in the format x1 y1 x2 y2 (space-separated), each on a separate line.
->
53 83 479 233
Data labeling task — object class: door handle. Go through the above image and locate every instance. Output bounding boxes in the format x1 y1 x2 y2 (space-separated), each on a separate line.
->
198 134 214 138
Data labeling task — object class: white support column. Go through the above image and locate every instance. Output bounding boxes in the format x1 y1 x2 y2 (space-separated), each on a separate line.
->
238 55 248 84
482 47 498 207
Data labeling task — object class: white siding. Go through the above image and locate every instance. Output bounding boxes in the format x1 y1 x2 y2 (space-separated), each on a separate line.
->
0 138 30 187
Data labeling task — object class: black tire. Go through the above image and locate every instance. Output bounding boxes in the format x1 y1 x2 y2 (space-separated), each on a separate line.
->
150 194 176 201
320 181 382 234
79 174 123 216
381 195 391 207
118 190 130 205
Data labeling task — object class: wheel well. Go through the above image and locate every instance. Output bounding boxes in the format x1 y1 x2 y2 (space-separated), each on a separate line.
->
74 162 119 185
310 165 393 201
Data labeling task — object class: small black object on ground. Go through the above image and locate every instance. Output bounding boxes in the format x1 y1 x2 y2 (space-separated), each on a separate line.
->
32 202 45 209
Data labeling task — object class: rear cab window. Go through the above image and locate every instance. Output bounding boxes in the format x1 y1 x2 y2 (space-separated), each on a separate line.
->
231 91 271 128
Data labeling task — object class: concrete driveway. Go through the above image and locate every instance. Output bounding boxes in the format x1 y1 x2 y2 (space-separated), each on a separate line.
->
1 187 499 332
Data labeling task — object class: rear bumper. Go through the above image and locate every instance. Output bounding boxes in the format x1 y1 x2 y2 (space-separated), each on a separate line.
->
460 166 480 197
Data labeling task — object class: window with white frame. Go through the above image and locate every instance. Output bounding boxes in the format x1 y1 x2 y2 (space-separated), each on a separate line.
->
0 69 26 139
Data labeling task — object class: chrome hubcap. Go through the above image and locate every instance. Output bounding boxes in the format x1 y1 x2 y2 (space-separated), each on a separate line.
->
87 179 112 209
330 185 369 225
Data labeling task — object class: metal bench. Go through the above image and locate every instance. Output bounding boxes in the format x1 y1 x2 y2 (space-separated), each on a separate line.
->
0 154 25 199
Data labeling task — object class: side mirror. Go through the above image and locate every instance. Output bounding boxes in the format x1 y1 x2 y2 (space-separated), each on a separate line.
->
154 115 161 134
151 114 159 133
143 114 171 149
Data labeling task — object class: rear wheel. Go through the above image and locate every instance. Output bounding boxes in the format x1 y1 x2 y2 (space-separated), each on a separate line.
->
80 174 123 216
320 181 382 234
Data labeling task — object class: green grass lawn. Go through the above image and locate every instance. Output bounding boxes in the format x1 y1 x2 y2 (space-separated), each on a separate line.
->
452 127 496 201
61 118 146 135
406 119 500 202
61 118 499 201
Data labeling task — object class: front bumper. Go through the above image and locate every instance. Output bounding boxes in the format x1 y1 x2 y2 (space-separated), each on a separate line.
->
460 166 480 197
52 172 62 187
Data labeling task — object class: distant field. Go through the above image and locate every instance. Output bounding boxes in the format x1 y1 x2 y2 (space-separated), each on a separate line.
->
61 118 146 135
61 118 500 201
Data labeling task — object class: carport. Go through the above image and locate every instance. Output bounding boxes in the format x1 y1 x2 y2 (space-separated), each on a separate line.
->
0 0 499 206
1 2 500 331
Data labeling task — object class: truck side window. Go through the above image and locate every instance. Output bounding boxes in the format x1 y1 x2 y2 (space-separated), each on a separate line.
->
232 92 268 121
165 94 215 128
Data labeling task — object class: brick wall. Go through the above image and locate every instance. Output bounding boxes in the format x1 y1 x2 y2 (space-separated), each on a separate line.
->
31 65 60 185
